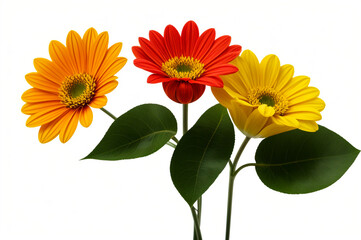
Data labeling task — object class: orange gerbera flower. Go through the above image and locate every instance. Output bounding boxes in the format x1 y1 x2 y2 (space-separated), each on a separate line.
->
132 21 242 104
22 28 127 143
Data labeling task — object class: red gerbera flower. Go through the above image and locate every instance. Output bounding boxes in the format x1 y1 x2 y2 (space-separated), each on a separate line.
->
132 21 242 104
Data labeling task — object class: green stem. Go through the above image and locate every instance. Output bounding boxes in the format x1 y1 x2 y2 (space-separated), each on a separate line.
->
225 136 251 240
100 107 117 120
197 196 202 224
183 104 188 134
172 136 179 144
191 206 203 240
166 142 176 148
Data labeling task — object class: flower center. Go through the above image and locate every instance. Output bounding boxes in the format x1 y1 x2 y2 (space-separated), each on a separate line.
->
162 56 205 80
59 73 96 109
248 87 288 115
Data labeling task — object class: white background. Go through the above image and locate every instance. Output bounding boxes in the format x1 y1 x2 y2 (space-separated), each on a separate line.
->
1 0 361 239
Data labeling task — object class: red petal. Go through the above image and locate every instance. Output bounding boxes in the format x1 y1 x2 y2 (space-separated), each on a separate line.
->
207 45 242 68
139 37 164 66
181 21 199 57
149 30 170 61
192 28 215 60
133 59 164 75
147 74 172 84
190 76 223 87
202 35 231 65
176 81 194 104
132 46 152 61
204 64 239 76
163 81 178 102
162 81 205 104
164 25 182 57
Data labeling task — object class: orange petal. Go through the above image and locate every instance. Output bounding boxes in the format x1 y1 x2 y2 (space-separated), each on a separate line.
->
26 106 67 127
33 58 66 84
83 28 98 55
79 106 93 128
25 73 59 93
99 57 127 81
95 42 123 79
59 110 80 143
22 101 63 115
89 96 107 108
88 32 109 76
38 110 70 143
66 30 86 73
22 88 60 103
49 40 73 76
96 80 118 96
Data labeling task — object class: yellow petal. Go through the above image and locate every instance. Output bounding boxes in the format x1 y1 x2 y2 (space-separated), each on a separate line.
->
257 123 295 138
211 86 234 109
298 120 319 132
272 115 299 128
228 100 253 134
289 97 325 112
258 104 275 117
288 87 320 102
280 76 310 97
285 111 322 121
59 110 80 143
25 73 60 93
244 108 269 137
89 96 107 108
80 106 93 128
274 64 294 91
260 54 280 87
240 50 260 88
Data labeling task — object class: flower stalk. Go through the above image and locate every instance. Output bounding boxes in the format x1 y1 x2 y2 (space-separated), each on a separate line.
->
100 107 117 120
225 136 251 240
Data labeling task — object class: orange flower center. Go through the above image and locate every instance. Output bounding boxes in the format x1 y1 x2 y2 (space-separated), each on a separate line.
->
59 73 96 109
161 56 205 79
248 87 288 115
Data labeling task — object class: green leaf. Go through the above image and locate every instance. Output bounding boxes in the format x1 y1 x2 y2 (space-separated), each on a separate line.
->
170 104 235 206
84 104 177 160
255 126 360 194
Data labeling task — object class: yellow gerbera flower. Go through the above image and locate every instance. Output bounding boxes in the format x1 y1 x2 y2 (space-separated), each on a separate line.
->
22 28 127 143
212 50 325 138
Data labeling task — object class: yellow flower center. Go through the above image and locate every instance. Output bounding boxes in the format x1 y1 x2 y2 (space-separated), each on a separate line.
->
161 56 205 79
59 73 96 109
248 87 288 115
